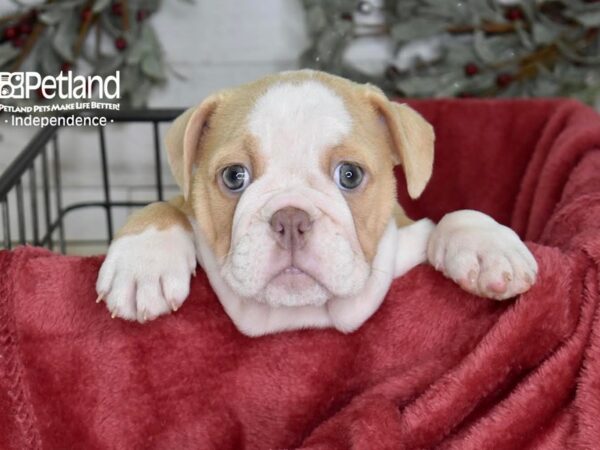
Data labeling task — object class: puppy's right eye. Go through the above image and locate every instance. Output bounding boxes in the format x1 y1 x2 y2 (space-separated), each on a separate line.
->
221 165 251 192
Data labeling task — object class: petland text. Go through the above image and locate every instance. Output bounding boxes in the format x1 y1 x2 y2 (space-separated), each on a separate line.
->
0 71 120 100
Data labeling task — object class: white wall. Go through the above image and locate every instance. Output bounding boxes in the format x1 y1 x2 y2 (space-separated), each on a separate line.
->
0 0 309 250
150 0 308 106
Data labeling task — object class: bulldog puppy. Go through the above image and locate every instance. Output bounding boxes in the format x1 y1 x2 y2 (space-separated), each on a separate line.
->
96 70 537 336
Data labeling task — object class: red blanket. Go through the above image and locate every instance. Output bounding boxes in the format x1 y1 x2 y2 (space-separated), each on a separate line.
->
1 99 600 450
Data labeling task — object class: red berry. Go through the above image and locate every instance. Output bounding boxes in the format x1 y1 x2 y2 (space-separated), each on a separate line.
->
464 63 479 77
81 7 92 21
115 37 127 51
18 22 32 35
385 65 400 79
496 73 514 88
505 7 524 21
61 62 72 72
136 9 147 21
11 36 25 48
111 2 123 16
3 26 17 40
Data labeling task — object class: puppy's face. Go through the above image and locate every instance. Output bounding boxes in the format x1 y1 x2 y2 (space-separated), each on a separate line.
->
166 71 434 308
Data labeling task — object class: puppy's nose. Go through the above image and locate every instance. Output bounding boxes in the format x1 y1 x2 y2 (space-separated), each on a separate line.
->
269 207 313 250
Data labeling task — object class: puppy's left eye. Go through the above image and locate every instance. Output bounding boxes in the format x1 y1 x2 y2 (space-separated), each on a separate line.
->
334 162 364 190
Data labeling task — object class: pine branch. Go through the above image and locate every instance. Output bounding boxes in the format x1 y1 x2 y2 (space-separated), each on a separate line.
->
9 21 45 72
0 12 25 26
516 28 599 82
355 21 520 38
301 0 600 102
120 0 130 32
448 21 519 35
95 19 101 59
73 2 96 59
0 0 173 106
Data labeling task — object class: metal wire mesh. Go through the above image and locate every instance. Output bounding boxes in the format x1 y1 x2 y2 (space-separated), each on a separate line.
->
0 109 183 253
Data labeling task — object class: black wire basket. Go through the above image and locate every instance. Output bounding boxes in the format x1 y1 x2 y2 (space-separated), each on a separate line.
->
0 109 183 253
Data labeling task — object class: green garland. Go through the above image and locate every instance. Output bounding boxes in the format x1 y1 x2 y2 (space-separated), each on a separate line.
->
301 0 600 103
0 0 176 106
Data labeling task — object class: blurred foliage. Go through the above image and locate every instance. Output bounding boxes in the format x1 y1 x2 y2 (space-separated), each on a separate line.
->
0 0 176 106
301 0 600 103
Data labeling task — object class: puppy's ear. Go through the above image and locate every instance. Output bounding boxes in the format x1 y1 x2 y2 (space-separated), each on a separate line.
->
367 89 434 199
165 94 221 200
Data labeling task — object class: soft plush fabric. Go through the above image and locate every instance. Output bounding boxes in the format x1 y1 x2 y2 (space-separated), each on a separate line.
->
1 99 600 450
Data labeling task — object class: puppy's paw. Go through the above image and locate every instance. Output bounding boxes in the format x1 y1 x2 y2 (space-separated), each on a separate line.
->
428 210 537 300
96 226 197 322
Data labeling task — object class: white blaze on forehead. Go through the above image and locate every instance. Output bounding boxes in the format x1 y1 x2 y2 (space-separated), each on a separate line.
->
248 81 352 163
224 79 367 312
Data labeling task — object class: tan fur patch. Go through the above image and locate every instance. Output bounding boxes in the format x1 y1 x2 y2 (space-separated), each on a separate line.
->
392 203 414 228
313 75 408 261
116 196 192 238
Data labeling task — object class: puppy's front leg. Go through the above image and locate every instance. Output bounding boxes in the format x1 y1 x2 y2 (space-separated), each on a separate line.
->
96 196 197 322
427 210 538 300
394 218 436 277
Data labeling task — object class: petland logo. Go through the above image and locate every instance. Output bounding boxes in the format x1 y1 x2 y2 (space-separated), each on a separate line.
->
0 71 120 100
0 71 121 127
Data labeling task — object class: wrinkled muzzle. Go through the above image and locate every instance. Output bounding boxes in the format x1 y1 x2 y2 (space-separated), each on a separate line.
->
220 184 371 307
